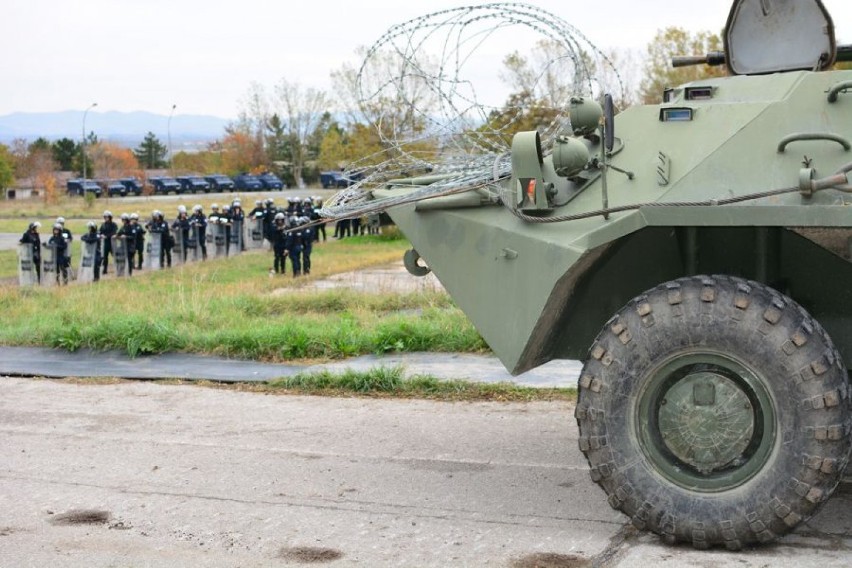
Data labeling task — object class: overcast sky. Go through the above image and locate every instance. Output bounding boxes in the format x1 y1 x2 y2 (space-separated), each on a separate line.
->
4 0 852 119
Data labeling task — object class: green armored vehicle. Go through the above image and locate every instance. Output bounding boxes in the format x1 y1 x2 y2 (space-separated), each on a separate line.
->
326 0 852 549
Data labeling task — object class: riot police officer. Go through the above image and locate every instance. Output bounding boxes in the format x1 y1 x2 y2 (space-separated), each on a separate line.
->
312 197 326 242
191 204 208 260
147 210 172 268
116 213 137 276
231 199 246 251
130 212 146 269
19 221 42 283
286 215 303 277
99 210 118 274
80 221 102 282
271 212 288 275
55 216 73 272
172 205 191 262
299 216 315 275
47 223 69 284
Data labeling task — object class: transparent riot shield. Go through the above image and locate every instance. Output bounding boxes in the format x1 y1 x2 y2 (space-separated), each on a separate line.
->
206 224 214 256
248 217 264 250
78 240 98 283
186 224 199 263
41 242 58 287
17 243 38 287
212 222 227 258
229 218 243 256
172 228 185 266
111 235 128 277
146 232 162 270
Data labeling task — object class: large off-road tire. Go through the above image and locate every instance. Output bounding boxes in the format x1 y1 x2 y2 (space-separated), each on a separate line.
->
576 275 852 549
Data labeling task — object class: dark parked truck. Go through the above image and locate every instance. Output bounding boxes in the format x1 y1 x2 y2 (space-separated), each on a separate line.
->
66 179 102 198
322 0 852 550
204 174 235 192
233 173 263 191
119 177 144 196
176 176 211 194
99 180 127 197
149 177 183 195
257 172 284 190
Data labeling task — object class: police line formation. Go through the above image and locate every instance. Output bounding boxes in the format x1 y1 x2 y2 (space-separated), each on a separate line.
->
13 196 373 287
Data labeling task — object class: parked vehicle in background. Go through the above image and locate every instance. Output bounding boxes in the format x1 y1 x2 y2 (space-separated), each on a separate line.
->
320 171 363 188
204 174 235 192
176 175 211 194
233 173 264 191
149 176 183 195
66 179 102 198
257 172 285 190
98 179 127 197
119 177 144 196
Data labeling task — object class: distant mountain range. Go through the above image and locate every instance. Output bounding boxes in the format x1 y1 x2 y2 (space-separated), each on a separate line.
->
0 110 232 147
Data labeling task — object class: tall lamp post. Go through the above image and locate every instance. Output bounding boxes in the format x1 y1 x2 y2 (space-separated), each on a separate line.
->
82 102 97 180
167 104 176 176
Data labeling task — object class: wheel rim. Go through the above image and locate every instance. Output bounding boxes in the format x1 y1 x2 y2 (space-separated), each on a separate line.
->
635 352 777 492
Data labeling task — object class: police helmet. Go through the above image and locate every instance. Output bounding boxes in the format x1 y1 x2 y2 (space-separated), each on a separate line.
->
53 223 63 230
314 198 324 207
254 199 262 206
274 212 285 221
211 203 219 210
130 212 139 220
103 210 112 218
222 204 231 211
232 199 241 207
288 215 298 225
303 197 312 204
87 220 97 230
56 216 66 225
120 213 130 221
193 204 202 212
30 221 41 230
177 205 187 214
264 198 273 205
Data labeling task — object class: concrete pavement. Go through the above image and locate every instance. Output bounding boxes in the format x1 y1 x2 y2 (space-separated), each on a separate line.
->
0 377 849 567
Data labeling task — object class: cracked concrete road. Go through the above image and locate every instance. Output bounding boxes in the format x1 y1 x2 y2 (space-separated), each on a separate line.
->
0 377 850 567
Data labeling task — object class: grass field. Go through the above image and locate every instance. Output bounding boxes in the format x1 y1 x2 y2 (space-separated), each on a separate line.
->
0 233 487 361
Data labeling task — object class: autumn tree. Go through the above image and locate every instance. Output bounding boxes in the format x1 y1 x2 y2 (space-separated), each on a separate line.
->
271 79 332 185
220 128 263 175
89 142 141 179
134 132 168 169
639 27 726 104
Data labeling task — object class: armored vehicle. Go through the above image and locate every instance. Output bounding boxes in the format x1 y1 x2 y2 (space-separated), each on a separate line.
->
149 176 183 195
204 174 235 192
176 175 211 193
233 173 263 191
119 177 144 196
97 179 127 197
257 172 285 190
330 0 852 550
66 179 102 198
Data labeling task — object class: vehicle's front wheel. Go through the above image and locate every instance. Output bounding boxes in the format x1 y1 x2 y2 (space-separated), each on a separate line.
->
576 275 851 549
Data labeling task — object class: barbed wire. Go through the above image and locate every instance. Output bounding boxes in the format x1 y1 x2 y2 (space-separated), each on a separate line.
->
321 2 624 220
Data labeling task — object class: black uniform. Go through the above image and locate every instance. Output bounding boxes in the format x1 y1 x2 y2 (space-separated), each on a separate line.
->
272 221 288 274
286 226 303 276
148 218 172 268
99 219 118 273
172 215 191 262
116 221 137 275
19 227 41 283
47 231 68 284
80 229 102 281
133 221 146 269
191 212 208 260
301 225 314 274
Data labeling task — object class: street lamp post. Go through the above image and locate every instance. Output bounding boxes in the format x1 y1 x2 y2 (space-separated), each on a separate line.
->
168 104 176 176
82 102 97 181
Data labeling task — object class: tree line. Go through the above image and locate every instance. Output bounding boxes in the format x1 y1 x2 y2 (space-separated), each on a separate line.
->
3 27 850 195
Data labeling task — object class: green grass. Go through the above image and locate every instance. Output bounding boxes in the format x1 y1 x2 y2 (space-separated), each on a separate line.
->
0 235 488 360
266 366 574 401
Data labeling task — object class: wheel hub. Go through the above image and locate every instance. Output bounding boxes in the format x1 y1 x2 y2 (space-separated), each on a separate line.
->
657 370 755 474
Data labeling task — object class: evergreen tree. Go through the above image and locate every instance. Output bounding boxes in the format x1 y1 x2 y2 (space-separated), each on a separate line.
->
134 131 168 169
52 138 78 171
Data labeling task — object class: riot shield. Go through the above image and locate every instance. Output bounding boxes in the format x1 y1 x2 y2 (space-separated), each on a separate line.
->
186 224 199 263
248 217 264 250
41 242 58 287
78 240 98 283
172 229 185 266
229 218 243 256
146 232 162 270
206 225 214 256
212 222 227 258
111 236 128 277
17 243 38 287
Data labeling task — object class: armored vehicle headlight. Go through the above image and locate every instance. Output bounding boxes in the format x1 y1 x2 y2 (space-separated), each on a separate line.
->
552 137 590 178
569 97 603 136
